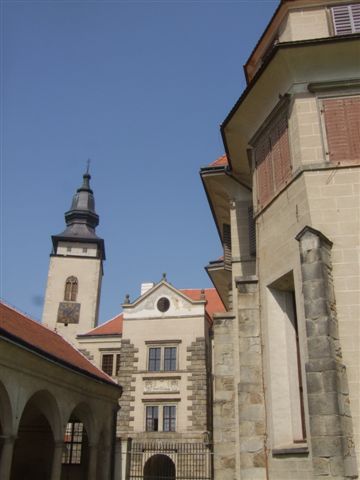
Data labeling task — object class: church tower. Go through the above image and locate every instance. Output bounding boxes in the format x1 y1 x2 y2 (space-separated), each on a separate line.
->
42 170 105 344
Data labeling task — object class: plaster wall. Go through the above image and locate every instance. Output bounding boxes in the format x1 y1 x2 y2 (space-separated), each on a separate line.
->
77 335 121 377
42 255 102 344
279 7 330 43
57 241 98 257
123 314 207 434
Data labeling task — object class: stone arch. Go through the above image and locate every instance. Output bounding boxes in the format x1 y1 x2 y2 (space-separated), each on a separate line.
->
61 402 95 480
144 454 176 479
10 390 60 479
0 381 13 464
0 380 13 438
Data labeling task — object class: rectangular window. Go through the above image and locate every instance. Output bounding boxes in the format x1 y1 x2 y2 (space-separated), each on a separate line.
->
332 4 360 35
164 347 177 371
101 354 114 376
146 406 159 431
163 405 176 432
322 96 360 165
101 352 120 376
254 110 291 208
147 345 178 371
62 422 84 464
148 347 161 371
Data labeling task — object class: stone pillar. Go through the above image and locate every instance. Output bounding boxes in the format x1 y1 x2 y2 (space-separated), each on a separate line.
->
0 436 15 480
87 444 98 480
212 312 236 480
117 339 138 435
187 337 209 432
50 441 64 480
236 276 267 480
296 226 358 478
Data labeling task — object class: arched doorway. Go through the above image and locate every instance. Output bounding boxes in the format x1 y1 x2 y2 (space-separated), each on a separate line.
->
10 397 54 479
144 454 176 480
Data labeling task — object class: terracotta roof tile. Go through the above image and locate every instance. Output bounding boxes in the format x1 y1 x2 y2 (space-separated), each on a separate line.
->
0 301 118 386
209 154 228 167
180 288 225 318
83 313 123 336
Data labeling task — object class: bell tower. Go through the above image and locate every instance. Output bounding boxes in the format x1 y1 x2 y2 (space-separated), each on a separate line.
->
42 170 105 344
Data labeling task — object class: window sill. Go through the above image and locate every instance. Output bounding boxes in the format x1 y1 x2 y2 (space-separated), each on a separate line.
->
272 443 308 456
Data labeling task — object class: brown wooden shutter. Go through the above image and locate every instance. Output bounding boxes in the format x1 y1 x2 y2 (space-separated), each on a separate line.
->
332 4 360 35
255 110 291 207
255 134 273 206
323 96 360 164
248 206 256 257
271 114 292 191
223 223 232 269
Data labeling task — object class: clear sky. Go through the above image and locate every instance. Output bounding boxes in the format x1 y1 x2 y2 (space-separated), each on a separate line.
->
1 0 278 324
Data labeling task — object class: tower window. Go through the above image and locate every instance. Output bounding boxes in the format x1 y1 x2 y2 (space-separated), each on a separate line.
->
64 276 78 302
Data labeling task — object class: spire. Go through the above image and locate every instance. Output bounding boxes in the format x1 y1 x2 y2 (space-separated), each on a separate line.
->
65 171 99 231
52 169 105 258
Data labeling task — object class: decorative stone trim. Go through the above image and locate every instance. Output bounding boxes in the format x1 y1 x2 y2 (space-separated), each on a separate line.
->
116 338 139 434
186 337 209 432
296 226 358 478
78 348 94 361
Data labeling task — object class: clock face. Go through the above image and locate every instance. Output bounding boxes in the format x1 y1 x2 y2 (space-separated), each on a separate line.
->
57 302 81 324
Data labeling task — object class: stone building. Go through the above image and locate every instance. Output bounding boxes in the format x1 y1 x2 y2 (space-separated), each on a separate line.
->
78 279 225 479
0 301 122 480
201 1 360 479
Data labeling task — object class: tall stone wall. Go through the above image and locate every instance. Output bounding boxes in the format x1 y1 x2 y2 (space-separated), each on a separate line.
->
236 276 267 480
212 313 237 480
296 226 358 478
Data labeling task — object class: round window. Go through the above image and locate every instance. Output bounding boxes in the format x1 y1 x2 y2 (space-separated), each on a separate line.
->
157 297 170 313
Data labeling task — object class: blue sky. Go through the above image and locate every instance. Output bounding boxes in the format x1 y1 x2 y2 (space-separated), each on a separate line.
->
1 0 277 324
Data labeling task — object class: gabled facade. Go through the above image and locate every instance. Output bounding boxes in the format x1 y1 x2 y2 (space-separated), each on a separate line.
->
202 1 360 479
78 279 225 479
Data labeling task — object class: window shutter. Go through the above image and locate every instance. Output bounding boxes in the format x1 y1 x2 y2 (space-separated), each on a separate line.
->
323 96 360 164
255 135 274 206
255 110 290 207
271 114 292 191
248 206 256 257
332 4 360 35
223 223 232 269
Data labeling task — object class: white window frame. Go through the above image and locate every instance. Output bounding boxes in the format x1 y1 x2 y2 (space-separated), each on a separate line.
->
146 343 179 372
144 404 177 432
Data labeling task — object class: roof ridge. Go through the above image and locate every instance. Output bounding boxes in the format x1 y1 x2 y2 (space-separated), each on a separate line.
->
0 298 40 323
96 312 123 328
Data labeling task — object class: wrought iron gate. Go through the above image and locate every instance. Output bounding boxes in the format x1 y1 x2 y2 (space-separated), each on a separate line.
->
127 442 213 480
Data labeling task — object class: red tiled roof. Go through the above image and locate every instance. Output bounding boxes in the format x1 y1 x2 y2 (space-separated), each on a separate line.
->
209 154 228 167
180 288 225 319
0 301 118 386
82 313 123 336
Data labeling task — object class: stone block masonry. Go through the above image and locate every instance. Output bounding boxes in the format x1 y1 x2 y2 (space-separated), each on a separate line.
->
296 226 358 478
116 339 139 435
186 337 209 432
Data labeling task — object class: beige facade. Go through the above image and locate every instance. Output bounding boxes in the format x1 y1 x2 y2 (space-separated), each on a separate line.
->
78 280 224 478
202 1 359 479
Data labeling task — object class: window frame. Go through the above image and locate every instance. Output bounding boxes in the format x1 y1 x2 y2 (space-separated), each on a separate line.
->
318 93 360 166
64 276 78 302
331 4 360 36
62 421 84 465
147 344 178 372
145 404 177 432
100 351 120 377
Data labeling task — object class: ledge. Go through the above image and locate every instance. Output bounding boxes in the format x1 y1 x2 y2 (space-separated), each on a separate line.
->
272 443 309 456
